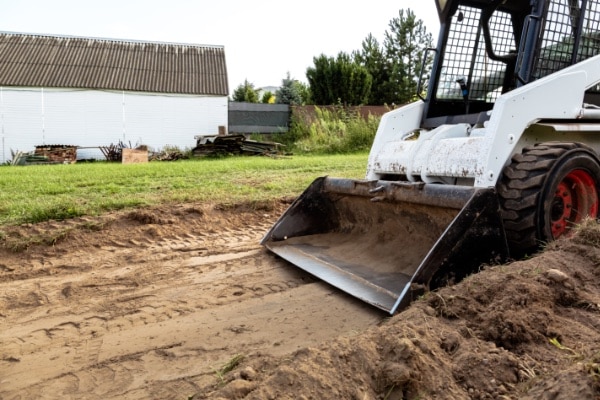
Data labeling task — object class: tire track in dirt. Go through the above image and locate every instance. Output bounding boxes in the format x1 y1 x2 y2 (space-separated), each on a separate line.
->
0 207 384 399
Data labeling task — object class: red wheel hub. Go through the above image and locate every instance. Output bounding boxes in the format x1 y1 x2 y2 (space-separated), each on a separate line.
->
551 169 598 238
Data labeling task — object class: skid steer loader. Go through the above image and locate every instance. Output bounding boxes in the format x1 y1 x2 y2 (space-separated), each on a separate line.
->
262 0 600 314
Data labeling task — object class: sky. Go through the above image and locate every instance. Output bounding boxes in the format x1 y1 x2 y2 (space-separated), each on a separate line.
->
0 1 439 94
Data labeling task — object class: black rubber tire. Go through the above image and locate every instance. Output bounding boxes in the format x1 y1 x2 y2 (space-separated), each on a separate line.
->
498 142 600 258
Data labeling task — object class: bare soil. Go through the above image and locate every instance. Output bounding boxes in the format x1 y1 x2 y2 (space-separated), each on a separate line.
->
1 200 599 399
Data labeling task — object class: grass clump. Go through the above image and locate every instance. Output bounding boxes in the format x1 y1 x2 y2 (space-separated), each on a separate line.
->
26 203 85 224
2 227 74 252
213 354 245 385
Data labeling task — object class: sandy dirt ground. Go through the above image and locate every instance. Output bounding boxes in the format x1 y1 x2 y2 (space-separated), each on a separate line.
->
1 200 599 399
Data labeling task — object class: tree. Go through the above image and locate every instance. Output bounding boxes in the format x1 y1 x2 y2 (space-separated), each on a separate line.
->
306 52 372 105
294 81 312 105
353 9 433 105
275 72 303 105
353 33 390 105
261 91 275 104
231 79 259 103
382 9 433 104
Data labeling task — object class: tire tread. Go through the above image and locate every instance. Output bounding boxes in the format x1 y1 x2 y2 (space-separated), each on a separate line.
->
498 142 596 257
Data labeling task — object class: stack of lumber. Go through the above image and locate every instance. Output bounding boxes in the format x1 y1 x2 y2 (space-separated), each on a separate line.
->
34 145 77 163
149 149 187 161
192 134 282 157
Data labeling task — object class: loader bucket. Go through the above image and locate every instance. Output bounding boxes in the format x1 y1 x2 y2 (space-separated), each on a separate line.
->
261 177 509 314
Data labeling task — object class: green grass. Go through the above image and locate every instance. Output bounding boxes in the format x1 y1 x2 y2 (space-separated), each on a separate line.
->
0 153 368 226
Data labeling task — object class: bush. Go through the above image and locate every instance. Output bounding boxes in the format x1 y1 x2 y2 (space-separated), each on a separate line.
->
279 107 380 154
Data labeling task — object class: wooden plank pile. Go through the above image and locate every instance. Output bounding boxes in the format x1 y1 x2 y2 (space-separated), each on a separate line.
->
149 148 187 161
11 145 77 165
192 134 283 157
34 145 77 163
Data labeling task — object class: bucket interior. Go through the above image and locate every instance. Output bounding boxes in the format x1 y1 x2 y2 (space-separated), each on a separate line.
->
264 192 460 312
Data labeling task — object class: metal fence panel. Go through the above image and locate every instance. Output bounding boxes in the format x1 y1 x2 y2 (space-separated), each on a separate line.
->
228 102 290 134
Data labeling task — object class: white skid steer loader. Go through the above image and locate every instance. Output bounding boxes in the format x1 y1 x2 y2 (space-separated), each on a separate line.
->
262 0 600 314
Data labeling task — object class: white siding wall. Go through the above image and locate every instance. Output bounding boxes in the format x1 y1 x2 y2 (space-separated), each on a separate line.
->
0 87 228 163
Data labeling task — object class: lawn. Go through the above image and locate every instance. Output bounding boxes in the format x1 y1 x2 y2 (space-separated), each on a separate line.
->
0 154 368 226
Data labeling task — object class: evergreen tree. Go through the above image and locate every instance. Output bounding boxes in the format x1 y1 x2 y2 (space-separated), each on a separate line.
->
261 91 274 104
306 52 372 105
294 80 312 105
354 33 390 105
353 9 433 105
231 79 259 103
276 73 303 105
382 9 433 104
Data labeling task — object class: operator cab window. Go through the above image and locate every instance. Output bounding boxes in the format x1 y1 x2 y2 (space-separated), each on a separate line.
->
436 7 515 103
426 4 518 123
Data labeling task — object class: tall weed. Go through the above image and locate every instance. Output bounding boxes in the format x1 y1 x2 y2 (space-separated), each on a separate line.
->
280 106 381 154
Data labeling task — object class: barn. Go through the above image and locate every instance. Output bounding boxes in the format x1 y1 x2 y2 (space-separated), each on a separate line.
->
0 32 229 163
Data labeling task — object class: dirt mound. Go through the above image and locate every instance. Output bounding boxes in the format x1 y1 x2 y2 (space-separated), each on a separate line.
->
195 221 600 400
1 203 599 399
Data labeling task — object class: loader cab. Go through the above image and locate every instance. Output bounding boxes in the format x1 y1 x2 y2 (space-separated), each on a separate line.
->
423 0 600 128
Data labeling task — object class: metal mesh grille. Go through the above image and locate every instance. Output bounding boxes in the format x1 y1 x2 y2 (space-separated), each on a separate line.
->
534 0 600 79
578 0 600 61
436 6 514 103
488 11 517 58
474 11 515 101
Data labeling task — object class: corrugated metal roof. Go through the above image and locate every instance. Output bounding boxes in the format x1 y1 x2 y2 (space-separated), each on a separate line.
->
0 32 229 96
